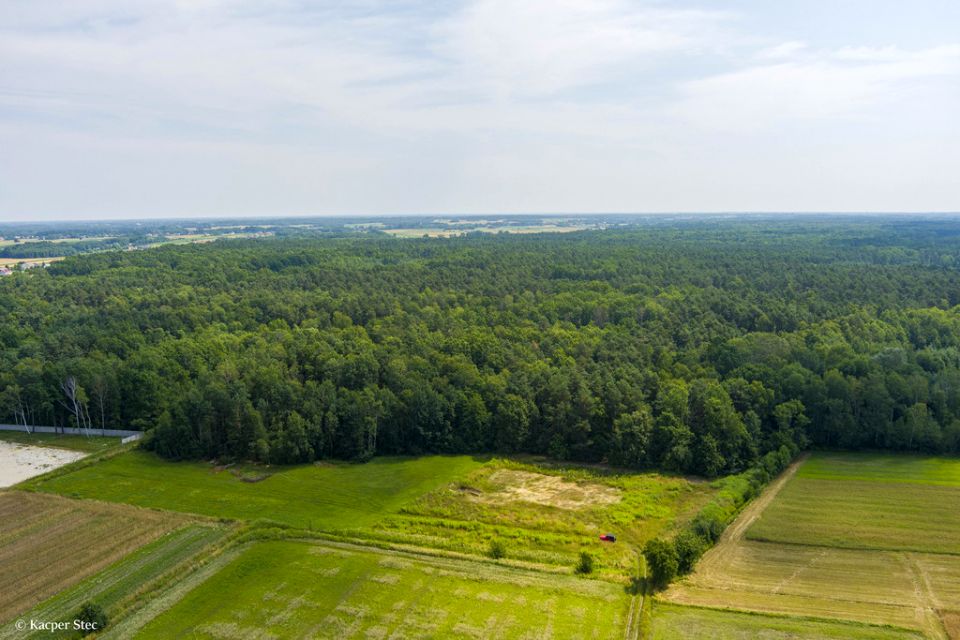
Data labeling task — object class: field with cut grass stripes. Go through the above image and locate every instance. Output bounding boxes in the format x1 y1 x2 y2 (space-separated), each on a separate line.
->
136 540 631 639
0 524 228 639
663 452 960 639
748 453 960 554
0 491 185 623
650 604 924 640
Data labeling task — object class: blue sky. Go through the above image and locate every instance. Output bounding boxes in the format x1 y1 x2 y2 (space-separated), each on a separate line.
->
1 0 958 220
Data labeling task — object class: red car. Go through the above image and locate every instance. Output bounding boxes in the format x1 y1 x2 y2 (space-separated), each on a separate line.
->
599 534 617 542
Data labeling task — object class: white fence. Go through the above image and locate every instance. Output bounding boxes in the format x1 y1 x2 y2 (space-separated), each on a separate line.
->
0 424 142 438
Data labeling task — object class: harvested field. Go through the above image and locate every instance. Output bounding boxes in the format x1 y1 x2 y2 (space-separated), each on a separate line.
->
0 491 185 622
2 524 228 639
663 452 960 639
135 540 631 639
665 540 956 632
650 604 924 640
0 441 86 487
747 453 960 554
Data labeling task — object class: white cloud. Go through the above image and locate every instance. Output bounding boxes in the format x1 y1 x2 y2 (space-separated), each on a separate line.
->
433 0 729 97
675 45 960 131
0 1 958 218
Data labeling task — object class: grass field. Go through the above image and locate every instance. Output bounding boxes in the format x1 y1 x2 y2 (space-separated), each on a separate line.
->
663 452 960 639
0 491 185 623
135 540 631 639
747 453 960 554
367 459 717 574
1 524 228 639
27 450 484 530
0 430 118 453
650 604 924 640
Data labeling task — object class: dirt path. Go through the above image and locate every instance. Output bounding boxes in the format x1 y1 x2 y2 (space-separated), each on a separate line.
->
669 453 808 587
904 553 949 640
724 453 807 544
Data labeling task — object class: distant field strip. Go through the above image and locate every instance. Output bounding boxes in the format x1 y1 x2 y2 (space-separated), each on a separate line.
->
26 451 483 529
135 540 631 639
650 604 924 640
0 492 185 623
664 453 960 639
1 524 227 639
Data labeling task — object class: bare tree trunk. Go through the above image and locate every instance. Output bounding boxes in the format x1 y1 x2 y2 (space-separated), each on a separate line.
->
60 376 91 436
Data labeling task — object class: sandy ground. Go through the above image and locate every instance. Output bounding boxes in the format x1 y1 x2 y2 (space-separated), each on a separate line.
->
0 440 86 487
479 469 621 509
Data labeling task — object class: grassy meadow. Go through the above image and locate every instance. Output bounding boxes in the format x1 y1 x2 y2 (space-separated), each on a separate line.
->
26 450 485 530
747 453 960 554
649 604 924 640
135 540 631 640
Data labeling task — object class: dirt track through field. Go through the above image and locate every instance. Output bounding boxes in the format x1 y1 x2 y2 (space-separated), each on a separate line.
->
692 453 808 581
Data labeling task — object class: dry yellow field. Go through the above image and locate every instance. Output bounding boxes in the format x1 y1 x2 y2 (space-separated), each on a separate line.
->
0 491 185 622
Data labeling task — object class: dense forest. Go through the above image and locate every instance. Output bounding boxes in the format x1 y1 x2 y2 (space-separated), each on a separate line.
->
2 218 960 476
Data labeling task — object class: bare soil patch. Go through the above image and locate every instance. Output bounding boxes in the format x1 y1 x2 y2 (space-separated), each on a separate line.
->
0 441 86 487
478 469 621 510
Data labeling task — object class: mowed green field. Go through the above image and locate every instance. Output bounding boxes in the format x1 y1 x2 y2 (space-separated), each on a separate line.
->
650 604 924 640
136 540 630 640
747 453 960 554
26 450 484 530
0 430 118 453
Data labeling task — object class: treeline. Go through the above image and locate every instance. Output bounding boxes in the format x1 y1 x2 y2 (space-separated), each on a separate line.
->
2 221 960 475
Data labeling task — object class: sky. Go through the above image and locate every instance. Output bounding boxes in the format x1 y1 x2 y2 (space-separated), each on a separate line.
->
1 0 959 221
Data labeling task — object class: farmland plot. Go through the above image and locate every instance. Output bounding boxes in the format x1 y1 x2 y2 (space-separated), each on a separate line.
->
135 540 631 640
747 453 960 554
650 604 924 640
1 524 228 640
663 453 960 639
0 492 185 622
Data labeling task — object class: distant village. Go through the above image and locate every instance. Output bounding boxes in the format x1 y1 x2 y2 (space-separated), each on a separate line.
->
0 261 49 276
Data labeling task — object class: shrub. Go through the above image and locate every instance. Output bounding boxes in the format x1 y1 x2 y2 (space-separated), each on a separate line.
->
643 538 678 589
674 530 708 574
575 551 594 575
75 602 108 636
488 539 506 559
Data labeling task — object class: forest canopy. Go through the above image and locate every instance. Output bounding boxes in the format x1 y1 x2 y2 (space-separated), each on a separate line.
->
2 219 960 476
